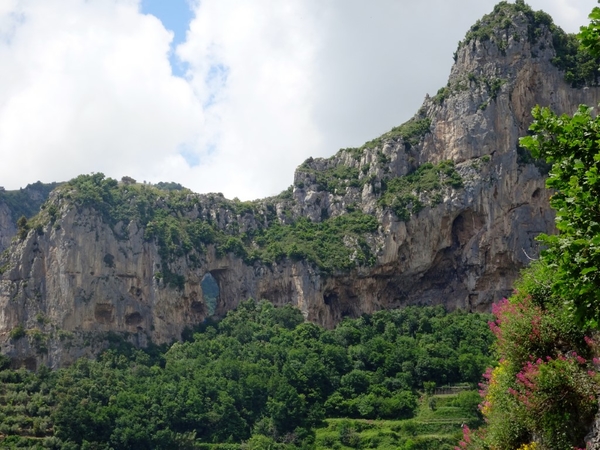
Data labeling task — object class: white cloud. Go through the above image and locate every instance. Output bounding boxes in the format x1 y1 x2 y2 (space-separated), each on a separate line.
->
0 0 598 199
0 0 202 189
529 0 593 32
173 0 322 198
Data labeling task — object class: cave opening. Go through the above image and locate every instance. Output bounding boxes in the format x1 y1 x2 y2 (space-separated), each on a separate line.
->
201 273 219 316
323 291 338 306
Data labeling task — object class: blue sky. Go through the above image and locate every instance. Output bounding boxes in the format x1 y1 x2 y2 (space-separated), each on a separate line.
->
140 0 193 78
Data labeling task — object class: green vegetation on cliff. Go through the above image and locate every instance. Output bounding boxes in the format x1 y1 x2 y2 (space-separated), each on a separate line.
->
0 302 493 449
296 161 362 192
0 181 60 222
379 161 462 221
49 174 380 277
359 116 431 152
460 1 553 47
250 212 378 271
458 0 600 88
459 10 600 448
39 154 461 279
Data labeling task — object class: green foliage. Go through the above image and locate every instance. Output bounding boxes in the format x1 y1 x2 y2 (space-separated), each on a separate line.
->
458 1 600 88
520 105 600 326
433 86 451 105
523 357 597 447
580 7 600 55
296 163 362 193
339 115 431 158
515 145 552 175
153 181 186 191
423 381 436 396
28 328 49 354
485 77 504 101
461 1 550 47
9 324 25 340
379 161 463 221
572 6 600 86
316 410 478 450
551 29 600 88
16 215 29 240
433 75 504 109
274 185 294 201
0 302 493 449
0 367 57 447
360 117 431 152
252 212 378 272
52 173 383 276
447 390 482 415
0 181 60 223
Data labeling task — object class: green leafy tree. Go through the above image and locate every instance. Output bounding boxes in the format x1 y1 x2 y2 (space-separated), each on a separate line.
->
579 6 600 57
521 104 600 326
0 300 492 448
517 5 600 327
16 215 29 240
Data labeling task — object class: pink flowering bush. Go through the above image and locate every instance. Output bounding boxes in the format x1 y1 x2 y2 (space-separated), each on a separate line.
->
455 424 489 450
488 292 592 368
509 356 597 448
460 262 599 449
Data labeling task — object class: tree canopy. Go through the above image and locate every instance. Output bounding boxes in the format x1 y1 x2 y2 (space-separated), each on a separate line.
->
0 301 493 449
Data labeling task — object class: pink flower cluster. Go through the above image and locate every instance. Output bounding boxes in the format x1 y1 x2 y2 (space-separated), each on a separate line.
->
454 423 488 450
512 360 541 408
478 367 494 397
509 354 597 413
489 297 542 352
456 425 471 450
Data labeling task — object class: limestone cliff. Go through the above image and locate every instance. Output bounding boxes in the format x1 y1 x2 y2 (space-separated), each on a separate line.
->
2 3 600 368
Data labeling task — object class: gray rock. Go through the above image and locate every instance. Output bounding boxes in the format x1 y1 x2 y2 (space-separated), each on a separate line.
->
1 7 600 368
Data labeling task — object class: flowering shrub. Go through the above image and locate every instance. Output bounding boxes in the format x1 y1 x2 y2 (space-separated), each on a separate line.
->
510 356 597 448
490 289 592 373
460 281 599 449
456 424 489 450
477 360 529 449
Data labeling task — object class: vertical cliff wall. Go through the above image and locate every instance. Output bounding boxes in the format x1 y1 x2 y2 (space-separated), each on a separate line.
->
1 3 600 367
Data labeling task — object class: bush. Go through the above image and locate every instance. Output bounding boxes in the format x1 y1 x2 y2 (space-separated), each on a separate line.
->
9 324 26 340
379 161 462 221
472 290 600 449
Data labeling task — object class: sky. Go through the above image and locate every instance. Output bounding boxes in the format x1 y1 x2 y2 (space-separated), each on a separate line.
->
0 0 597 200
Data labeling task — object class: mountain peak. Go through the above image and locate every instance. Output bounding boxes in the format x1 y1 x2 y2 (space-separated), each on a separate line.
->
452 0 599 89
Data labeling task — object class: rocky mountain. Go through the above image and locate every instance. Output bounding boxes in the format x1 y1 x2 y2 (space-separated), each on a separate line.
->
2 2 600 368
0 182 60 253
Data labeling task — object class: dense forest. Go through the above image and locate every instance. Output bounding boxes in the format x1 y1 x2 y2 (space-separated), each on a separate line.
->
0 302 492 449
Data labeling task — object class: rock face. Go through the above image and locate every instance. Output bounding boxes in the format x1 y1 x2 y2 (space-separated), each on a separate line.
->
1 5 600 367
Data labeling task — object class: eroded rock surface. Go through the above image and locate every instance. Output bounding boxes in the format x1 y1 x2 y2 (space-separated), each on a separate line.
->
1 6 600 367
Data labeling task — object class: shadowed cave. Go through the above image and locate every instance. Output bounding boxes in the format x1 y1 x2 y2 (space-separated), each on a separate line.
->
201 272 219 316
